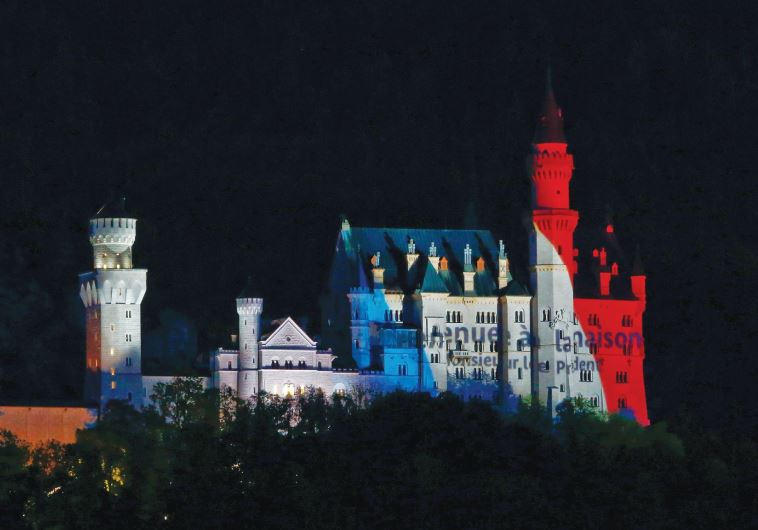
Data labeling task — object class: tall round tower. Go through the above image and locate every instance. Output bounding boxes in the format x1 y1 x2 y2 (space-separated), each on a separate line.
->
236 279 263 400
80 197 146 410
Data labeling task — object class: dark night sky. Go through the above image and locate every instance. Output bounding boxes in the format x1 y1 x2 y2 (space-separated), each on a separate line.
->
1 2 756 435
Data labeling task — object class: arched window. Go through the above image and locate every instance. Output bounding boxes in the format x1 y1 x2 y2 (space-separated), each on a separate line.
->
446 311 450 323
476 313 480 323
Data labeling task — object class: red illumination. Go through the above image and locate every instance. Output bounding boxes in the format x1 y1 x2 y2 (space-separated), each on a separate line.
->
530 102 649 425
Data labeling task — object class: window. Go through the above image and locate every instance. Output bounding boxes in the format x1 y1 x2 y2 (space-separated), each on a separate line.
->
517 339 523 352
457 311 462 322
284 360 293 369
491 368 495 379
557 330 564 339
227 361 232 370
560 384 565 392
589 343 598 354
580 370 593 382
623 343 633 355
125 310 132 318
272 360 280 368
541 309 551 321
476 313 481 323
125 334 132 342
398 364 407 376
590 396 599 407
111 381 116 390
544 361 550 371
616 371 628 384
318 361 322 369
446 311 450 323
126 357 132 367
518 367 523 380
111 324 115 332
354 339 360 349
622 315 633 327
110 367 116 376
514 310 525 323
618 397 627 409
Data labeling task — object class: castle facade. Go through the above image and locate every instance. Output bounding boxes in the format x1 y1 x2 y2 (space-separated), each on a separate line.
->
75 75 649 425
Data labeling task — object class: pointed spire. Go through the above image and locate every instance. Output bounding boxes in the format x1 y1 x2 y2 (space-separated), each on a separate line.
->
533 65 566 144
340 214 350 231
631 245 645 276
498 240 506 259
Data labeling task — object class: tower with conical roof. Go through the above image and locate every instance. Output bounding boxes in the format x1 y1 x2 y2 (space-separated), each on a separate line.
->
79 197 146 410
526 70 604 415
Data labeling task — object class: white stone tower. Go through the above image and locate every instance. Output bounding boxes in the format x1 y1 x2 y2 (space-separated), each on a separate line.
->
236 279 263 400
79 197 146 410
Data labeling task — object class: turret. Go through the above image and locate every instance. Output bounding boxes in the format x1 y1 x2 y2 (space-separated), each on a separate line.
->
89 197 137 270
80 196 146 410
236 278 263 400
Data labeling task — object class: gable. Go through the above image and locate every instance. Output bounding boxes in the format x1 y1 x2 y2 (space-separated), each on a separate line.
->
261 317 317 348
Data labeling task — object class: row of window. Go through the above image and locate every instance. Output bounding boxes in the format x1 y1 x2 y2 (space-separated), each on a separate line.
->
385 310 403 322
475 312 498 324
398 364 408 376
579 369 593 382
514 310 525 323
454 367 497 380
270 360 309 369
471 341 499 352
615 371 629 384
587 313 635 327
446 311 462 323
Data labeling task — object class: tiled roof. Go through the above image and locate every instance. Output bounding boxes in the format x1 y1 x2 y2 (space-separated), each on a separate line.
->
339 226 499 295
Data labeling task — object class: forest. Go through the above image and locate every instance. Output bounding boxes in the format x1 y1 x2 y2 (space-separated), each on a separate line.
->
1 380 756 528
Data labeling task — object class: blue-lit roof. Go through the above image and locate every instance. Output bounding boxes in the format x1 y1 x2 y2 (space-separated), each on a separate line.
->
332 225 500 295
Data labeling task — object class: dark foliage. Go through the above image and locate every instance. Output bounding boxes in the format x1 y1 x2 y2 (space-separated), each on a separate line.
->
2 383 756 529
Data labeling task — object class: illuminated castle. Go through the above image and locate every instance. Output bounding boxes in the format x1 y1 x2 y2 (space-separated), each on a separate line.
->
211 72 649 424
0 72 650 444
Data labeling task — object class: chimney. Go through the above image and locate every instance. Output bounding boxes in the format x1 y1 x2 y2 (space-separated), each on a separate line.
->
497 240 509 289
599 271 611 296
406 238 419 270
428 242 440 271
463 244 475 294
630 246 646 302
371 252 384 290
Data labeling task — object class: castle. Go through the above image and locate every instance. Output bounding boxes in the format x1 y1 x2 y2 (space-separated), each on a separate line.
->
0 74 649 443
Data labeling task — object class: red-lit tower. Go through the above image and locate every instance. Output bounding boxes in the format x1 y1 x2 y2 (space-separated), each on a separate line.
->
527 70 605 415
